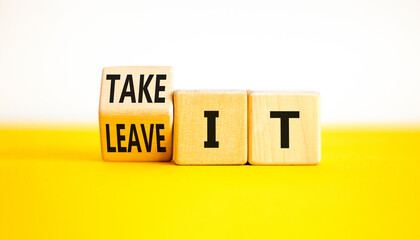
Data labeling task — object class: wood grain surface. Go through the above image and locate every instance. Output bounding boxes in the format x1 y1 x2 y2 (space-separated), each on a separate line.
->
99 66 173 161
248 91 320 165
174 90 247 165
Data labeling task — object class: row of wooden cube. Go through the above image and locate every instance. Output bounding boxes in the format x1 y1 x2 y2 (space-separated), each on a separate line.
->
99 66 320 165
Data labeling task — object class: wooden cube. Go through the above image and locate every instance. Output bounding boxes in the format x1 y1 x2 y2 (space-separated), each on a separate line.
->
173 90 247 165
248 91 320 165
99 66 173 161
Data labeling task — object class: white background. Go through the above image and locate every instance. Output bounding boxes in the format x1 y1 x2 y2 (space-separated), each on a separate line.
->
0 0 419 124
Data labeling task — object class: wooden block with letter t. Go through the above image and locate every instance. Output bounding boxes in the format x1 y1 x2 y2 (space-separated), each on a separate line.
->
99 66 173 161
248 91 320 165
173 90 247 165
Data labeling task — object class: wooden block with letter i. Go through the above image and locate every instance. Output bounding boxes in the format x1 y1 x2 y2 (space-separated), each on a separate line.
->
99 66 173 161
248 91 320 165
173 90 247 165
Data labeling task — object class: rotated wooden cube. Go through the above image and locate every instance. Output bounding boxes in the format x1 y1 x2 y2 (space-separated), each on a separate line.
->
173 90 247 165
99 66 173 161
248 91 320 165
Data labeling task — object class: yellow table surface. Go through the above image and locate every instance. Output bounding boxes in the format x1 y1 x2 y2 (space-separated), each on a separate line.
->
0 125 419 239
